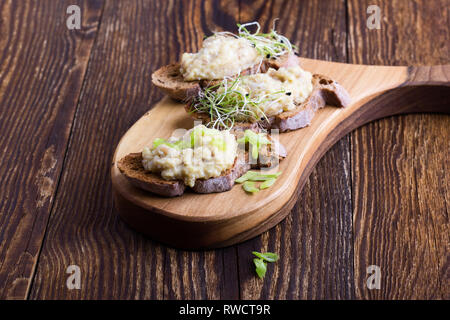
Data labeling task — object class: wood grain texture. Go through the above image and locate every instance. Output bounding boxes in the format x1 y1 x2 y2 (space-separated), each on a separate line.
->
348 0 450 299
162 1 241 300
111 64 448 242
29 0 241 300
237 0 354 299
0 0 445 300
0 0 103 299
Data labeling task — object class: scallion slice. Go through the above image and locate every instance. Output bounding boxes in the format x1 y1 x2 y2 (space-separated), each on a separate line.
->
243 181 259 194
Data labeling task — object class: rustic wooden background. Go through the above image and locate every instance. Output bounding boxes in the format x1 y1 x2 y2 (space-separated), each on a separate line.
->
0 0 448 300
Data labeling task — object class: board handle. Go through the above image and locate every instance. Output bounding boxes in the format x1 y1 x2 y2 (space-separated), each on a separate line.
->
405 65 450 87
311 64 450 173
384 64 450 115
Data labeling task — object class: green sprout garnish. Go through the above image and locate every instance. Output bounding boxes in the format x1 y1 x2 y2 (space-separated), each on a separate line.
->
193 21 296 129
191 77 285 129
237 21 297 58
213 20 297 59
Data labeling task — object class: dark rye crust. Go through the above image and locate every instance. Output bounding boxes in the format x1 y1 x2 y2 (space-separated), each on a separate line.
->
191 152 250 194
151 53 299 102
117 153 186 197
117 140 286 197
186 73 351 132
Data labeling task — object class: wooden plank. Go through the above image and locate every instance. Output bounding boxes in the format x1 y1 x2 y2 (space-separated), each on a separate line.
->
348 0 449 299
0 0 103 299
29 0 241 299
237 0 354 299
163 0 241 299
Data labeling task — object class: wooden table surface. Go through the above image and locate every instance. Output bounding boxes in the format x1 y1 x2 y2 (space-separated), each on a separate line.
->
0 0 448 300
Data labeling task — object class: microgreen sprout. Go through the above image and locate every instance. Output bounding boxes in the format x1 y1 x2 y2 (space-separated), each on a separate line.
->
212 20 297 59
191 77 286 129
237 21 297 58
192 21 296 129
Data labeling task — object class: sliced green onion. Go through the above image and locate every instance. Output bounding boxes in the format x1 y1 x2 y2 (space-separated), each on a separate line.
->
256 171 282 180
235 171 260 183
236 136 246 144
152 138 181 150
260 178 276 189
238 130 271 159
152 137 193 150
235 170 282 183
211 136 226 151
253 258 267 279
152 138 168 149
251 143 259 159
243 181 259 194
252 251 279 263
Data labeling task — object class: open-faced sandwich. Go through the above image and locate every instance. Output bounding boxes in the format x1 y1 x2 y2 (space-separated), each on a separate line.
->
152 22 300 101
186 61 351 132
119 21 352 197
117 125 286 197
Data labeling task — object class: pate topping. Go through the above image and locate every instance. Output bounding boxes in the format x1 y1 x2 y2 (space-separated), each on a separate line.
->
142 125 238 187
217 65 313 119
180 35 262 81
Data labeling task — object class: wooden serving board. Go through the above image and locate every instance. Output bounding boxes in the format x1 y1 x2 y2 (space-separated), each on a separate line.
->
111 58 449 249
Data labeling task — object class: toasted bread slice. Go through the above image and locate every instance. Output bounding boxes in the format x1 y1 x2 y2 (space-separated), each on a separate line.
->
117 140 286 197
265 74 351 131
151 64 202 102
151 53 298 102
117 153 186 197
266 52 301 69
191 152 250 194
187 74 351 132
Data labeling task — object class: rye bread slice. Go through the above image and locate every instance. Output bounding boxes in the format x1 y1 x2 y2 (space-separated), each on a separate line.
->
151 63 202 102
117 153 186 197
192 138 287 193
151 53 297 102
191 152 250 194
118 152 250 196
117 136 286 197
267 74 351 132
266 53 301 69
187 73 351 132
